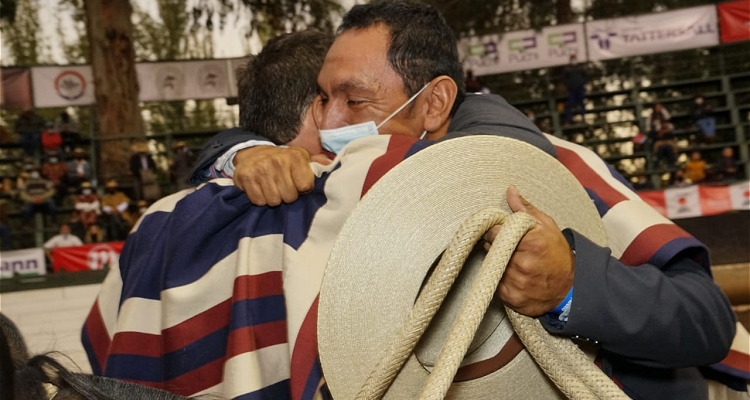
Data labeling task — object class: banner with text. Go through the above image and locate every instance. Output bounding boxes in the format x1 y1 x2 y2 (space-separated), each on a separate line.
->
718 0 750 43
137 59 234 102
639 180 750 220
586 5 719 62
31 65 96 108
51 241 125 273
460 24 587 76
0 248 46 278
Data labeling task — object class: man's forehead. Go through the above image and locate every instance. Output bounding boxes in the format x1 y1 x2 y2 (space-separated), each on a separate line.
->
318 25 403 95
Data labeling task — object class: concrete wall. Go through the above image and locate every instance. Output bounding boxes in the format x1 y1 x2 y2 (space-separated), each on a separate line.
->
0 283 101 373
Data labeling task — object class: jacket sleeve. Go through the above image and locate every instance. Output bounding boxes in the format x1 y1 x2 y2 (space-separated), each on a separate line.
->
190 128 271 184
541 229 736 369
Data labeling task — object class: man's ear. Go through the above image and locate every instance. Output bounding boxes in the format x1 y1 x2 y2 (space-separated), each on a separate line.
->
423 76 458 134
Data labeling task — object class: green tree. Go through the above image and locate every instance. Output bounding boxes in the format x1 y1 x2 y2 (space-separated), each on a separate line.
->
0 0 49 66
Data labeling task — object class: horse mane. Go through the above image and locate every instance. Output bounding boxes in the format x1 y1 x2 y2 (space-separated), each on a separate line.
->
1 313 206 400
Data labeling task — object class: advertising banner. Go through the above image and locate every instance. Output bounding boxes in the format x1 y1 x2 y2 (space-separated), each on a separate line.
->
638 180 750 220
137 59 234 102
51 241 125 273
0 248 46 278
586 5 719 61
1 68 32 110
718 0 750 43
460 23 587 76
31 65 95 108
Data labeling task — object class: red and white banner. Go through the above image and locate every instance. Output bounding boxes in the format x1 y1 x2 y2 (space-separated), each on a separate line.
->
639 180 750 220
51 241 125 273
31 65 95 108
586 5 720 62
718 0 750 43
1 68 32 110
0 248 46 278
460 24 587 76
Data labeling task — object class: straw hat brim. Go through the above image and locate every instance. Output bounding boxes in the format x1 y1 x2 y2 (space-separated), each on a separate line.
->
318 135 607 399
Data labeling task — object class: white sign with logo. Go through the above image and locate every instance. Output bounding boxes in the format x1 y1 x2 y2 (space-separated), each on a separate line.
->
586 5 719 62
664 185 702 219
0 248 46 278
729 181 750 211
31 65 95 108
138 60 234 102
459 23 587 76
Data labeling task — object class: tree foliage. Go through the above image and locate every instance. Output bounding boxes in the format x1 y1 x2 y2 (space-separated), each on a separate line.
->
192 0 343 43
0 0 49 66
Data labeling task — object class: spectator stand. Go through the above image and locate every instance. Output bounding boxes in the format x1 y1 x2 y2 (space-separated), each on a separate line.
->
0 129 220 252
499 46 749 190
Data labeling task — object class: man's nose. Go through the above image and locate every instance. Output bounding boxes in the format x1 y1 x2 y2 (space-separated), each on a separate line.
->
318 102 348 130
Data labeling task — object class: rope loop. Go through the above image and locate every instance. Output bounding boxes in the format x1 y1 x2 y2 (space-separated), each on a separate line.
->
357 207 629 400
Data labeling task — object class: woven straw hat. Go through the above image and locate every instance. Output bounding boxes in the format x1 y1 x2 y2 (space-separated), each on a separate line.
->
318 135 609 399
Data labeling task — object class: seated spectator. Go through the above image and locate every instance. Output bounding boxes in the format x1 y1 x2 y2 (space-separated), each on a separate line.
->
465 69 483 93
631 174 655 191
121 199 148 229
169 141 194 191
716 146 739 182
683 150 707 184
670 169 690 187
14 109 45 156
43 224 84 269
0 200 10 251
84 223 106 244
40 121 63 152
41 151 69 206
15 158 35 193
74 182 100 229
55 111 80 154
68 210 87 240
562 54 587 124
129 141 160 201
100 180 131 241
691 94 715 145
66 147 92 190
20 167 57 225
647 103 677 166
101 180 131 216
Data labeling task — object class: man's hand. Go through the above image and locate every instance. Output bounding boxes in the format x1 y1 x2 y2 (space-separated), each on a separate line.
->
232 145 330 206
483 186 575 317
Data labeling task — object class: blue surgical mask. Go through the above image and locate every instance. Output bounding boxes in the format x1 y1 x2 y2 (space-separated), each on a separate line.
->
319 83 430 154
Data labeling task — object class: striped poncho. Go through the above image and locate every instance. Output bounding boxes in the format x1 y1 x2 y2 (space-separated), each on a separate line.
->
82 134 748 399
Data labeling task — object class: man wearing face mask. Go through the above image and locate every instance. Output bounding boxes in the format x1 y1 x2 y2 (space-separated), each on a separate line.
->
20 167 57 225
41 151 69 206
74 181 100 229
188 1 741 398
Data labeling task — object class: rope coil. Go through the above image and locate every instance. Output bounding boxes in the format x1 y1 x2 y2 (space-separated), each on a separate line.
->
356 208 629 400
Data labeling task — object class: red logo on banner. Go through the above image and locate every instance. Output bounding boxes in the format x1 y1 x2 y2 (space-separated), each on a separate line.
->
87 244 119 270
54 70 87 100
52 242 125 273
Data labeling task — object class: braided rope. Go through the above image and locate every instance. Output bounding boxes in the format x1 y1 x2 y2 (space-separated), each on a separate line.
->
358 208 629 400
355 208 508 400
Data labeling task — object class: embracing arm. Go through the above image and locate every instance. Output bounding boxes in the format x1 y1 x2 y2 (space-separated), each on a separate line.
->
189 128 272 184
542 230 736 369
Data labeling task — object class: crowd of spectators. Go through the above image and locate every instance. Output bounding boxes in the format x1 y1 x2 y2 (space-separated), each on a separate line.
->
0 109 158 253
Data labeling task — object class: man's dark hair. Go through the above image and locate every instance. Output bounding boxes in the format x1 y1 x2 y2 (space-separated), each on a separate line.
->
238 29 333 145
339 0 466 116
